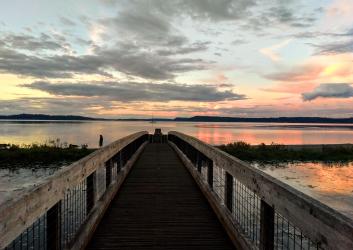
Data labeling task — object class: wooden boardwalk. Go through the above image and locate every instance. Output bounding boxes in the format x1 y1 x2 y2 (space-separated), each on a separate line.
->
87 143 234 249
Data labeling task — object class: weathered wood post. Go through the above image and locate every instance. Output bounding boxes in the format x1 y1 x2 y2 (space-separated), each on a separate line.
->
207 159 213 189
115 152 121 174
260 200 275 250
197 152 202 172
192 147 197 166
46 201 61 250
225 172 233 213
105 159 112 188
121 148 126 167
86 173 95 214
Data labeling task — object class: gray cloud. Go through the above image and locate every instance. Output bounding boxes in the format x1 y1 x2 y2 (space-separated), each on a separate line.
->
96 2 214 61
302 84 353 101
167 0 255 21
95 46 209 79
60 17 76 26
0 33 66 51
231 39 248 45
312 39 353 55
0 46 108 78
298 27 353 54
22 81 247 102
0 40 209 79
98 0 318 49
267 5 316 28
102 0 256 21
155 42 210 56
101 10 172 43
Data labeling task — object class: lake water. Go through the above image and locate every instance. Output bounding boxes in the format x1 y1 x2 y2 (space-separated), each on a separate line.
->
1 120 353 220
252 162 353 219
1 120 353 146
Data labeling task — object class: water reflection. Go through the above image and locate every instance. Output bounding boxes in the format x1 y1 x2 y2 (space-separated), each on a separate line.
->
1 120 353 220
1 121 353 146
252 161 353 219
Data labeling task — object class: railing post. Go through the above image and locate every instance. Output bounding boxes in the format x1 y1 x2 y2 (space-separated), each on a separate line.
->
116 152 121 174
225 172 233 213
46 201 61 250
260 200 275 250
121 148 125 167
120 150 124 168
207 159 213 189
197 152 202 172
106 159 112 188
192 147 197 166
86 172 95 214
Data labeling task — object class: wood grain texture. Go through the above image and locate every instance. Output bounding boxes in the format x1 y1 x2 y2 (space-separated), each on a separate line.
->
87 143 235 250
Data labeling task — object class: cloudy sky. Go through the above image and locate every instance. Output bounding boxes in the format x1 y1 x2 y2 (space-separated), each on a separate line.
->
1 0 353 118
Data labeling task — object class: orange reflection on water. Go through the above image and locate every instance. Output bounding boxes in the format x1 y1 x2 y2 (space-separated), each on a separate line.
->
196 127 234 145
298 162 353 195
261 162 353 195
259 162 353 219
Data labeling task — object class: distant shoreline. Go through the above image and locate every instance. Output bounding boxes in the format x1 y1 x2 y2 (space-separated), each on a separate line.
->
1 114 353 124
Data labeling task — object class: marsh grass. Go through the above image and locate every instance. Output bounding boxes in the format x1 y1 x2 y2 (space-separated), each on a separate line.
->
0 138 95 168
217 141 353 163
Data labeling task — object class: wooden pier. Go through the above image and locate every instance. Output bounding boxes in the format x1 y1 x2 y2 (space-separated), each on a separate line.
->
1 131 353 250
87 143 233 249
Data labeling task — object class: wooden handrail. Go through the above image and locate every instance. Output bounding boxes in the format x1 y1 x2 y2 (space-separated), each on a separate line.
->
0 131 148 249
169 131 353 250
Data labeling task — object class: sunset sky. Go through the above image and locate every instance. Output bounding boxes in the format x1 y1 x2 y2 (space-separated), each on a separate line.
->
0 0 353 118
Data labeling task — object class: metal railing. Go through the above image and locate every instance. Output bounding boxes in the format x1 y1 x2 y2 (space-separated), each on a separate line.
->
168 131 353 250
0 132 148 250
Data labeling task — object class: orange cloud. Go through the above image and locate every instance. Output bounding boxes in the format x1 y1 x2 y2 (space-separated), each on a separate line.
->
266 64 325 82
264 54 353 98
262 82 316 94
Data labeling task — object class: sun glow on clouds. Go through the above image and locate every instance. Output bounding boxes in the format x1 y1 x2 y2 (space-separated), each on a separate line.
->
260 39 293 62
0 0 352 118
265 53 353 94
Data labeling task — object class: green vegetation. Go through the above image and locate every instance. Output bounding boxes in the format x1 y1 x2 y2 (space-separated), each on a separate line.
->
0 139 95 168
217 141 353 163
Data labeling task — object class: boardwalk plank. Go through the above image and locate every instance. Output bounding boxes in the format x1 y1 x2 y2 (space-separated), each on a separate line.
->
87 143 235 249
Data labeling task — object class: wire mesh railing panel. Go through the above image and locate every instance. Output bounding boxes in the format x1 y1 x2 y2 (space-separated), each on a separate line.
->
233 178 261 247
212 165 225 205
4 213 47 250
200 158 208 182
95 166 106 200
61 178 87 247
111 162 118 182
275 212 320 250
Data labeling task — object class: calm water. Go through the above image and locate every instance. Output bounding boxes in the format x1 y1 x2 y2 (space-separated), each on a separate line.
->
1 120 353 219
1 120 353 146
252 162 353 219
